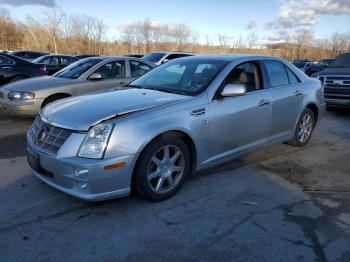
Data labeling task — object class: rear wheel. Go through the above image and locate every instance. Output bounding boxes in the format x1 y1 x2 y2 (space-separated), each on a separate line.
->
42 94 70 108
287 108 315 147
135 135 190 201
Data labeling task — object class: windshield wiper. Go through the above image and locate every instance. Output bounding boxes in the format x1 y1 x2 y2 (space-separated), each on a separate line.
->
123 84 142 88
147 87 191 96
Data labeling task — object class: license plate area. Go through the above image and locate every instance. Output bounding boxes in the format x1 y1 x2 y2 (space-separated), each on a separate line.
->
27 148 40 172
26 148 54 179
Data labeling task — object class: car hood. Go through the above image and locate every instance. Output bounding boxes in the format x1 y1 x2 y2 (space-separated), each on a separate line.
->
41 88 189 130
4 76 79 92
317 67 350 76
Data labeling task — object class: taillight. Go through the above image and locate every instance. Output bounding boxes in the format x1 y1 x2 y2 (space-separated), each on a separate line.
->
39 65 47 73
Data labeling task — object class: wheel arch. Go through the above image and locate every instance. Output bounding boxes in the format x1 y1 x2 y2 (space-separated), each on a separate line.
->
41 93 72 108
130 129 198 191
305 103 319 123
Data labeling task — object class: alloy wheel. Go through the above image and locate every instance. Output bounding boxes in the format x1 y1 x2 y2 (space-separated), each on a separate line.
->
147 145 185 194
298 113 313 143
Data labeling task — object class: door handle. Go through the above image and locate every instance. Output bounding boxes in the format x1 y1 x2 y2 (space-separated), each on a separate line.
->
1 67 12 70
295 90 303 96
258 99 271 107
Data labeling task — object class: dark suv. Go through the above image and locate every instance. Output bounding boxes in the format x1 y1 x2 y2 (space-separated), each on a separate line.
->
313 52 350 106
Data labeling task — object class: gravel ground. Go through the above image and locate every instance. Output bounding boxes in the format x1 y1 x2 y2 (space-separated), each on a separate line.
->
0 108 349 262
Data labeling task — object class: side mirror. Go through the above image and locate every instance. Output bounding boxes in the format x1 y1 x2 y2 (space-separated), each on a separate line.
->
89 73 103 81
221 84 246 97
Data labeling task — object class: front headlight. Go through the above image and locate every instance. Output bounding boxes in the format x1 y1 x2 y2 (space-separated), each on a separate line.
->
77 123 114 159
8 91 35 100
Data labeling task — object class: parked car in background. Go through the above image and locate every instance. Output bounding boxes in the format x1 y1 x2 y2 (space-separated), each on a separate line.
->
125 54 144 58
304 58 334 76
293 60 313 71
142 51 194 65
0 56 155 117
26 55 325 201
313 52 350 106
0 53 47 86
32 55 78 75
9 50 49 62
75 54 100 60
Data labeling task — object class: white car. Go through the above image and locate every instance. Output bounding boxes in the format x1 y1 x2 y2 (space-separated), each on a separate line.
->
142 51 194 65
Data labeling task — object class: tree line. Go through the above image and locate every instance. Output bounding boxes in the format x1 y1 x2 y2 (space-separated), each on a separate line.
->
0 8 349 61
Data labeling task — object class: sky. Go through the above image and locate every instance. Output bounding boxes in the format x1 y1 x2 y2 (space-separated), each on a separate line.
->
0 0 349 44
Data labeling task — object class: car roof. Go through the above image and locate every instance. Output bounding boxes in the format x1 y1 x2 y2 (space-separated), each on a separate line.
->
10 50 48 54
176 54 287 62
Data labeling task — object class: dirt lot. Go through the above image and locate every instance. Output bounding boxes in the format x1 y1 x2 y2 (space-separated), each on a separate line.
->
0 108 350 262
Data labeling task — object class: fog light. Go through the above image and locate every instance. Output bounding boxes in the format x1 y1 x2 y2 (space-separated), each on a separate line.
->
77 181 88 189
73 168 88 180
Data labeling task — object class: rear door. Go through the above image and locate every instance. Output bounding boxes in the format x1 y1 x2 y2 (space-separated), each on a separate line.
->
207 61 272 162
78 59 129 94
262 60 304 141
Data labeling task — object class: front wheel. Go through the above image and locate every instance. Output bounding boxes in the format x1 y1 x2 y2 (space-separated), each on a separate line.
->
287 108 315 147
134 135 191 201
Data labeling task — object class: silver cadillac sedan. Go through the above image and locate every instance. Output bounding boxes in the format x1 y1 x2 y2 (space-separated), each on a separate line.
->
26 55 326 201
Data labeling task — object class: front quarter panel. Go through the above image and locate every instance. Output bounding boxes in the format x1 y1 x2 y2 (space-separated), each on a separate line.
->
104 94 210 168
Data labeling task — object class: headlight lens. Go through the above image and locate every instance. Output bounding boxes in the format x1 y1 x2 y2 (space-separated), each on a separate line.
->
77 123 114 159
8 91 35 100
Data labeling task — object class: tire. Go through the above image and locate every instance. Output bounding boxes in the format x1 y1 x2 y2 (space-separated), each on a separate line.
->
10 76 26 83
286 108 315 147
42 94 70 108
135 135 191 201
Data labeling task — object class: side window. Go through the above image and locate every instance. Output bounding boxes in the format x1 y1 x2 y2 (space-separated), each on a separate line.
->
165 54 178 60
93 61 125 79
0 56 14 65
223 62 261 93
60 57 72 66
264 61 289 88
130 60 152 77
285 66 300 85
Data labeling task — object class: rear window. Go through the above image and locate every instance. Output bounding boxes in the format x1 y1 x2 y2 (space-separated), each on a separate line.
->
142 52 166 63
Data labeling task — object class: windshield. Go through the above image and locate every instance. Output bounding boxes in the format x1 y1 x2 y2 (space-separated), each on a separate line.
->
129 59 228 96
142 52 166 63
53 58 102 79
319 59 333 66
329 53 350 68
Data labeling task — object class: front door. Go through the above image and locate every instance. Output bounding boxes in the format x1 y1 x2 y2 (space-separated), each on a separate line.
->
207 61 272 164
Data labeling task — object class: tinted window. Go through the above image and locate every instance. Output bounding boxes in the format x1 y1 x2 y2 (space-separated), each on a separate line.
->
264 61 289 87
54 58 102 79
142 52 166 63
131 59 228 96
60 57 75 66
130 60 152 77
223 62 261 93
285 66 300 84
329 53 350 68
0 55 14 65
93 60 125 79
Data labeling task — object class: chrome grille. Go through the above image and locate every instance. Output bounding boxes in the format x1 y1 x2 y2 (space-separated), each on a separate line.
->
28 116 72 155
324 75 350 101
